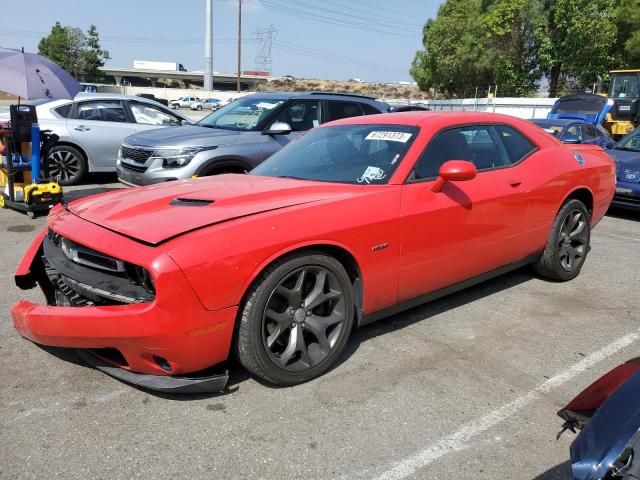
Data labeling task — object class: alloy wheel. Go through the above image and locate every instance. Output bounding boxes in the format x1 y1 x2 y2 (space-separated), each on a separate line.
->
262 266 347 372
48 150 81 183
558 209 589 271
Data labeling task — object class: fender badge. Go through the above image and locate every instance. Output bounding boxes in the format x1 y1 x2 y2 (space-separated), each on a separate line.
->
371 243 389 251
572 151 585 165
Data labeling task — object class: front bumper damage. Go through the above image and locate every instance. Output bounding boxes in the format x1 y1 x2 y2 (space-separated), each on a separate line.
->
11 209 237 393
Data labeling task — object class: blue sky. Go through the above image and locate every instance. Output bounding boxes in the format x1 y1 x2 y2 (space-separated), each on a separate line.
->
0 0 441 82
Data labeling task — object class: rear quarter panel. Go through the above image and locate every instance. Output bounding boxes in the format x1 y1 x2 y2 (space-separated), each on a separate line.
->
524 144 615 255
162 187 402 314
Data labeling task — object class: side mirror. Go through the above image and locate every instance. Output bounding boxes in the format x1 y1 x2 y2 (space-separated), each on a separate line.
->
431 160 477 192
263 122 292 135
563 137 582 144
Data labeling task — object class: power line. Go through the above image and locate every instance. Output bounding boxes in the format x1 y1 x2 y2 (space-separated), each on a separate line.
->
322 0 423 28
248 0 415 38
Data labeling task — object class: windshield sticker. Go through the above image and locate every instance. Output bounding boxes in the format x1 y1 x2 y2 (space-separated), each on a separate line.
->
365 131 412 143
255 102 280 110
357 166 386 184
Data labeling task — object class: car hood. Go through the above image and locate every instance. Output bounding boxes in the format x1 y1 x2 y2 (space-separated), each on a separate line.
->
123 125 240 148
66 175 356 245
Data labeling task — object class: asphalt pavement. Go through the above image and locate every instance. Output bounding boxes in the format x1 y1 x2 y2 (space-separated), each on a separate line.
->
0 179 639 479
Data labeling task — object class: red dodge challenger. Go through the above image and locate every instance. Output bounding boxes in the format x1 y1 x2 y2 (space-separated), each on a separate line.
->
11 112 615 392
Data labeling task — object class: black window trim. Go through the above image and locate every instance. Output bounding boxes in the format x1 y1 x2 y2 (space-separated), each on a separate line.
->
404 122 540 184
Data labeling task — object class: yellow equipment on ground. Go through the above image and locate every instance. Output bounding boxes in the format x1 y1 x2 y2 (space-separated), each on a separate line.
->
603 69 640 139
0 104 63 218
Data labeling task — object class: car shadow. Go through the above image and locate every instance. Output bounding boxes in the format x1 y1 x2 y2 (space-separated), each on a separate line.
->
531 460 572 480
62 186 122 202
334 266 535 371
606 206 640 221
37 266 535 401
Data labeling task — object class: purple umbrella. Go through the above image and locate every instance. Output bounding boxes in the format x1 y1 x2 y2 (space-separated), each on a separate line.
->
0 47 81 100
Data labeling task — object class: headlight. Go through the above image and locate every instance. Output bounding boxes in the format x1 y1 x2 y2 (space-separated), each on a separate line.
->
151 146 217 169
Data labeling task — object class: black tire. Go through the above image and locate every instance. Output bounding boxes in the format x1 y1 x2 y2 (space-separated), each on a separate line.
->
234 251 354 386
47 145 87 186
171 103 179 110
196 105 202 111
533 199 591 281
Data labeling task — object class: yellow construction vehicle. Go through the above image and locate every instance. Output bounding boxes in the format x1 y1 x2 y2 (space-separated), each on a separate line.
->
603 69 640 139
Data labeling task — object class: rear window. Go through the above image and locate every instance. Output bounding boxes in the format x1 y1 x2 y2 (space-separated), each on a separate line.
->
494 125 536 163
325 101 364 122
53 104 73 119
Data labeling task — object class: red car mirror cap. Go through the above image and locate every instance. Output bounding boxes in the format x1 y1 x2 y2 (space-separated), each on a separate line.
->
432 160 477 192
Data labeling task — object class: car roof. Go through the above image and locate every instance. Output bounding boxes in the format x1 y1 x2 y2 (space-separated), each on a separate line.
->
326 110 533 128
531 118 578 127
243 91 389 109
74 92 164 103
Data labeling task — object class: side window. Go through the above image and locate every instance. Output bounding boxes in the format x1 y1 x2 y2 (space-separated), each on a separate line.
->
581 124 598 141
494 125 537 163
74 101 127 123
564 125 582 142
273 100 321 132
129 101 181 126
325 101 364 122
411 125 510 181
361 103 383 115
53 103 73 119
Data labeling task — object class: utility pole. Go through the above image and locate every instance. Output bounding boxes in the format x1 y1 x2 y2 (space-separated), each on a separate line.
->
204 0 213 92
236 0 242 92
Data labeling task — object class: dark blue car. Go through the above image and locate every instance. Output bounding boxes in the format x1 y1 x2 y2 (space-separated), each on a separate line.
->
558 358 640 479
608 127 640 210
531 118 615 149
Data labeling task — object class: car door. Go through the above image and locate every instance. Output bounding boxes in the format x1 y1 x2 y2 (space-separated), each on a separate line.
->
127 100 183 133
67 100 138 169
398 124 537 302
260 100 321 161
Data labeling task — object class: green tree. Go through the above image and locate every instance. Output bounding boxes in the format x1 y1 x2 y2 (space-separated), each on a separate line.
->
411 0 491 96
37 22 104 82
480 0 544 95
539 0 617 96
613 0 640 67
83 25 105 82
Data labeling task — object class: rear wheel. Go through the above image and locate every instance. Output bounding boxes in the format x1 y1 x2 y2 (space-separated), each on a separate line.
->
533 199 591 281
234 252 354 386
196 105 202 111
47 145 86 186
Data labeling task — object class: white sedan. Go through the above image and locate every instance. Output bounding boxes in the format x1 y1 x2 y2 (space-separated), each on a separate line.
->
1 93 192 185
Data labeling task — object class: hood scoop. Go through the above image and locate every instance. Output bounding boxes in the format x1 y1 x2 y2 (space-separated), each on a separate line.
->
170 197 215 207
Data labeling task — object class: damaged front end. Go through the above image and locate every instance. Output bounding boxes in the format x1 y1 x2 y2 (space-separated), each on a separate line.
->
12 215 235 394
557 358 640 480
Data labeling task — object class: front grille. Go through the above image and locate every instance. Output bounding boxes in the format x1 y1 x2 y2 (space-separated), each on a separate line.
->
121 146 154 164
43 230 155 307
120 161 147 173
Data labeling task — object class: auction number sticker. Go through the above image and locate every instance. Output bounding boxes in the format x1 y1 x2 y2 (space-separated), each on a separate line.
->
365 131 412 143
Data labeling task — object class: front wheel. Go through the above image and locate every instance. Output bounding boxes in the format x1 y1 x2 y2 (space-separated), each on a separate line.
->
196 105 202 111
533 199 591 281
47 145 87 186
234 252 354 386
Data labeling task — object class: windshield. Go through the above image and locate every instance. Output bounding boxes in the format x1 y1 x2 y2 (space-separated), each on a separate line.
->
198 96 286 131
610 74 640 98
617 129 640 151
252 124 418 185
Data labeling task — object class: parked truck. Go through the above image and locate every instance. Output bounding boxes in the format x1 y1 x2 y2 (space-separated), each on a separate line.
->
133 60 186 72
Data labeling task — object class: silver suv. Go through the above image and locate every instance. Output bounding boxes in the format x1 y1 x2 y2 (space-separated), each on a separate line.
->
117 92 389 186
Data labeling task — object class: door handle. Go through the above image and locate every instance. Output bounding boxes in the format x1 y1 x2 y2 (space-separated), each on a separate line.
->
509 178 522 187
74 126 91 131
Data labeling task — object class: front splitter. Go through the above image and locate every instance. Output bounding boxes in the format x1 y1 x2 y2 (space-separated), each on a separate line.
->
76 349 229 394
